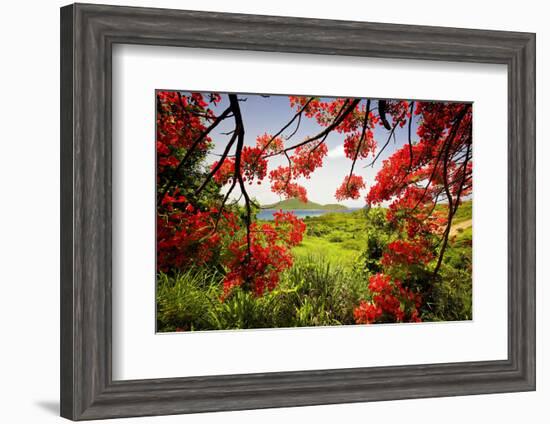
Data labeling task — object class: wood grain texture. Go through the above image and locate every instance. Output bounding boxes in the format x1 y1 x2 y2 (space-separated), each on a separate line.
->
60 4 75 419
60 3 536 420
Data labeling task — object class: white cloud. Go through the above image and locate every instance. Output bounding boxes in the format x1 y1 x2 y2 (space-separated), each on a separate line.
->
327 144 345 158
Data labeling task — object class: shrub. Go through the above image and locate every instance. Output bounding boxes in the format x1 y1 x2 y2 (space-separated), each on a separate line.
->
328 231 346 243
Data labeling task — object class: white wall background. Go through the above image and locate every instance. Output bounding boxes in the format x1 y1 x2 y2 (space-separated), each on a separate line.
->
0 0 545 423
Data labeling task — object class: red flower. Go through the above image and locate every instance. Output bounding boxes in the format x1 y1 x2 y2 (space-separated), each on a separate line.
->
241 146 267 183
269 166 308 202
211 158 235 185
290 142 327 179
256 133 284 153
381 240 433 267
335 174 365 201
354 273 422 324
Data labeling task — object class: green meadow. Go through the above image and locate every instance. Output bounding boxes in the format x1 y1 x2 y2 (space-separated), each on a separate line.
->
293 200 472 272
292 210 368 268
157 201 472 332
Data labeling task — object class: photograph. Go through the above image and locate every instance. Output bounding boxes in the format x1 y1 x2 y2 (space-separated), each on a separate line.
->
0 0 540 422
155 91 473 332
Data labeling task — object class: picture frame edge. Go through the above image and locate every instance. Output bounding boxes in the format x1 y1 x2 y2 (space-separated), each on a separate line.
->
60 3 536 420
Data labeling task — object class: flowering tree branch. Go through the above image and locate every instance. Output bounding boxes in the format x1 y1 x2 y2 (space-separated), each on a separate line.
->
157 105 233 206
347 99 371 191
264 98 361 159
432 105 471 277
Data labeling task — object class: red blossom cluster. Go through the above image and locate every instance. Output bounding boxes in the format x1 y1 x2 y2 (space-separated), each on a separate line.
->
256 133 284 153
223 240 293 297
156 91 220 174
335 174 365 201
366 102 471 209
222 211 306 297
157 194 237 272
211 158 235 185
343 129 376 160
156 91 229 271
353 273 422 324
286 97 384 203
381 240 433 267
270 97 377 204
269 166 308 202
291 142 328 178
241 146 268 183
273 210 307 246
383 100 411 128
157 91 309 300
288 96 374 134
289 96 322 118
211 147 268 186
282 183 308 203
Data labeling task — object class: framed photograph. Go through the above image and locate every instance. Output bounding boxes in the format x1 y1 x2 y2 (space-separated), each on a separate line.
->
60 3 536 420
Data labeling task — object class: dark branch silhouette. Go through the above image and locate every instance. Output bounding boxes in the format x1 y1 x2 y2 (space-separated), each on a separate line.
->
407 101 415 172
432 105 471 277
264 99 361 159
194 130 238 197
157 106 232 206
347 99 371 191
228 94 253 262
378 99 392 130
365 118 401 168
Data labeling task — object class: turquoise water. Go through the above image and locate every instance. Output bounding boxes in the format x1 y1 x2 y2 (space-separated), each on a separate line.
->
257 208 360 221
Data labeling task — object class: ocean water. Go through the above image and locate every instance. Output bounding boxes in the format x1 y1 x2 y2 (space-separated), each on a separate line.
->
256 208 360 221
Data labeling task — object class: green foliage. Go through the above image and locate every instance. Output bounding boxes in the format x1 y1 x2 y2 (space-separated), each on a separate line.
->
328 231 346 243
451 200 472 224
280 257 369 326
156 269 223 332
360 207 393 274
424 220 473 321
292 210 366 268
156 257 370 332
156 201 473 331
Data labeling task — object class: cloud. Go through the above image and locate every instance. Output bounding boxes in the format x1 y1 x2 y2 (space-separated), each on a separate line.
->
327 144 345 158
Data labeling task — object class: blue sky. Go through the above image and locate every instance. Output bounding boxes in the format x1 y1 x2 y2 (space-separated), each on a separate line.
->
193 92 419 208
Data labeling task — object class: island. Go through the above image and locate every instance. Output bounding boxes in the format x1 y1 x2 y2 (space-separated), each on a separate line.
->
262 198 349 211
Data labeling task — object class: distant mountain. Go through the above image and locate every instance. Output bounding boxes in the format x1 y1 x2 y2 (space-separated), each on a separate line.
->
263 198 348 210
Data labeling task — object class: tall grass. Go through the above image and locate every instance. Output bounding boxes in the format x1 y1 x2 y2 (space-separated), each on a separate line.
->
156 268 223 332
156 256 370 332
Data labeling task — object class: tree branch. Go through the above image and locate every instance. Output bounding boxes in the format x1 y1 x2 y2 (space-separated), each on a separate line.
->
194 129 238 197
157 105 232 206
257 97 315 156
264 98 361 159
432 106 471 277
347 99 371 191
365 119 401 168
407 101 415 172
228 94 253 262
410 106 470 215
378 99 392 130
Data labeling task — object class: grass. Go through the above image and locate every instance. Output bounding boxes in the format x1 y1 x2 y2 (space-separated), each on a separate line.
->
156 257 370 332
156 201 473 332
292 210 367 268
452 199 472 224
293 201 472 272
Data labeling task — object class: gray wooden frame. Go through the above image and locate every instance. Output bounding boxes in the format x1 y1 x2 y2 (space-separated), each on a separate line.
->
60 3 536 421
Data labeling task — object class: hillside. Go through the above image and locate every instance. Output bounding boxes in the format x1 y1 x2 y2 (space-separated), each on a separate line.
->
263 198 348 210
434 199 472 224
